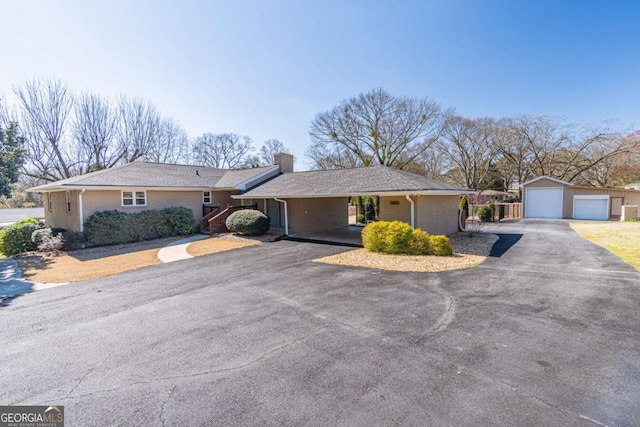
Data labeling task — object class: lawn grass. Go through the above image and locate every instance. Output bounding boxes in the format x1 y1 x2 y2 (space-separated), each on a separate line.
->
570 221 640 271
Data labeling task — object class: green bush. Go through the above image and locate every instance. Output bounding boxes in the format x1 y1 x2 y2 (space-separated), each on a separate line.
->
356 214 366 224
409 229 431 255
0 218 43 256
83 207 195 246
384 221 413 254
226 209 270 235
364 198 376 222
61 231 85 251
362 220 451 256
362 221 390 252
31 228 52 246
477 205 493 222
429 235 453 256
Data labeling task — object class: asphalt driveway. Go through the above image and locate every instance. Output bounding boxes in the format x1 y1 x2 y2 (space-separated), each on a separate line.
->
1 220 639 426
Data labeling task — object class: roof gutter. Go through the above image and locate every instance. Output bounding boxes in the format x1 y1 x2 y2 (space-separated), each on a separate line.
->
232 190 474 199
405 194 415 228
274 197 288 235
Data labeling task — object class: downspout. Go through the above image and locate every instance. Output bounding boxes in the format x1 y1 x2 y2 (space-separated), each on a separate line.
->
273 197 288 235
78 188 86 233
405 194 415 228
264 198 268 214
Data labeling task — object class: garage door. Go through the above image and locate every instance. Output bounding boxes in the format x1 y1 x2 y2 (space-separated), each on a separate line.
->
573 196 609 220
525 188 563 218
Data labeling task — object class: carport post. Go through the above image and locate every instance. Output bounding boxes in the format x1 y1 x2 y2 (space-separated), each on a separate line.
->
274 197 288 235
405 194 415 228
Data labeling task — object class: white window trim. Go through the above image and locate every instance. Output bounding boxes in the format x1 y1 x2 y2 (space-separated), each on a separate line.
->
121 190 147 207
65 191 71 213
203 191 212 204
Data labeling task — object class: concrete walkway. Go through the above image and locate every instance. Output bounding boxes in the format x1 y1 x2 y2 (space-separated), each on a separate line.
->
157 234 209 263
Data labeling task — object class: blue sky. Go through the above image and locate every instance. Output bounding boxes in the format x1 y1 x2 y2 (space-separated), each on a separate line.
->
1 0 639 168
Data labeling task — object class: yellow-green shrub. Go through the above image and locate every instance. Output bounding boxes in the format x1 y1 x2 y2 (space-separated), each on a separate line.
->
362 221 390 252
384 221 413 254
362 221 452 257
409 229 431 255
429 235 453 256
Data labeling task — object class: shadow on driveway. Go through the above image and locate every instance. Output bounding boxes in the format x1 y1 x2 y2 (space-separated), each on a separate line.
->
489 233 523 257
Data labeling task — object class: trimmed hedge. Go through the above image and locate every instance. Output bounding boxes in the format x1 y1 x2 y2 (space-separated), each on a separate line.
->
83 207 195 246
362 220 452 256
0 218 43 256
226 210 270 236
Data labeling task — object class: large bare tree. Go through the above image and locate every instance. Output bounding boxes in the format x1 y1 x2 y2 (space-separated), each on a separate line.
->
307 88 447 169
14 78 74 181
259 138 290 165
73 91 121 172
437 116 499 189
116 95 161 163
192 133 253 169
144 118 189 164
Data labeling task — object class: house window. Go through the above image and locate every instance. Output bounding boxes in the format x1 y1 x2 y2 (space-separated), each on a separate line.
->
122 191 147 207
47 193 53 212
203 191 211 204
65 191 71 213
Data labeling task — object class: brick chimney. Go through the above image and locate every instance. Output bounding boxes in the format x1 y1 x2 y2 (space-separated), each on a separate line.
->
274 153 294 173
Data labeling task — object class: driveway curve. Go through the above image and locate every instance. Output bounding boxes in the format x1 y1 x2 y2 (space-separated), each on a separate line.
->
1 219 639 426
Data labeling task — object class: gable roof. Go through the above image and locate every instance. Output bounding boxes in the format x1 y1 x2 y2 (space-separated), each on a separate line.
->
520 176 574 187
233 165 472 199
28 162 279 192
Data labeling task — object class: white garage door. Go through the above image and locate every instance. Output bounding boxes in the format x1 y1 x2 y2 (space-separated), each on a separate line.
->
573 196 609 220
525 187 563 218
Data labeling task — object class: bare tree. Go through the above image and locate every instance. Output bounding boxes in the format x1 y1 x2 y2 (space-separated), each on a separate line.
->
259 138 290 165
308 88 447 169
306 141 364 170
192 133 253 169
144 118 189 164
116 95 161 163
72 91 121 172
437 116 499 189
14 78 74 181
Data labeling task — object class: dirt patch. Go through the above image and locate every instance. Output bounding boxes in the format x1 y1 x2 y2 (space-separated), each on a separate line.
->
314 232 499 272
187 237 259 256
14 234 267 284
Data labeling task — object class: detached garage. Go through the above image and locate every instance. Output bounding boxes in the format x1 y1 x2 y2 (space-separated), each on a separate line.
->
522 176 640 220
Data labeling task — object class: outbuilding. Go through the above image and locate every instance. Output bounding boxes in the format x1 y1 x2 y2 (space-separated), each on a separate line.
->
521 176 640 220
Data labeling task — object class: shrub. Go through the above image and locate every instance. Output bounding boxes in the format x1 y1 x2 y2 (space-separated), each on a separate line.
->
363 220 451 256
477 205 493 222
459 195 468 213
61 231 85 251
384 221 413 254
429 235 453 256
409 228 431 255
364 198 376 222
38 233 64 252
226 210 270 235
84 207 195 246
31 228 52 246
362 221 390 252
0 218 43 256
356 214 366 224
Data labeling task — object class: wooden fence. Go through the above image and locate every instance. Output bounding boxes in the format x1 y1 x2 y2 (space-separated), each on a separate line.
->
469 203 522 221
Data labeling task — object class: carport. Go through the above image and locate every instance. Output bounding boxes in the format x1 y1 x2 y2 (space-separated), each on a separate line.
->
232 165 473 239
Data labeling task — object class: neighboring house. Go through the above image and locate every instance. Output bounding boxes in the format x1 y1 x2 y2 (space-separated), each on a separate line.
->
623 182 640 190
521 176 640 220
29 153 473 236
233 165 473 236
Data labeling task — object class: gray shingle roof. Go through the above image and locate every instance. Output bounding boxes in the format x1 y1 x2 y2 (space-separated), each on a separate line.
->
237 165 471 198
29 162 278 191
